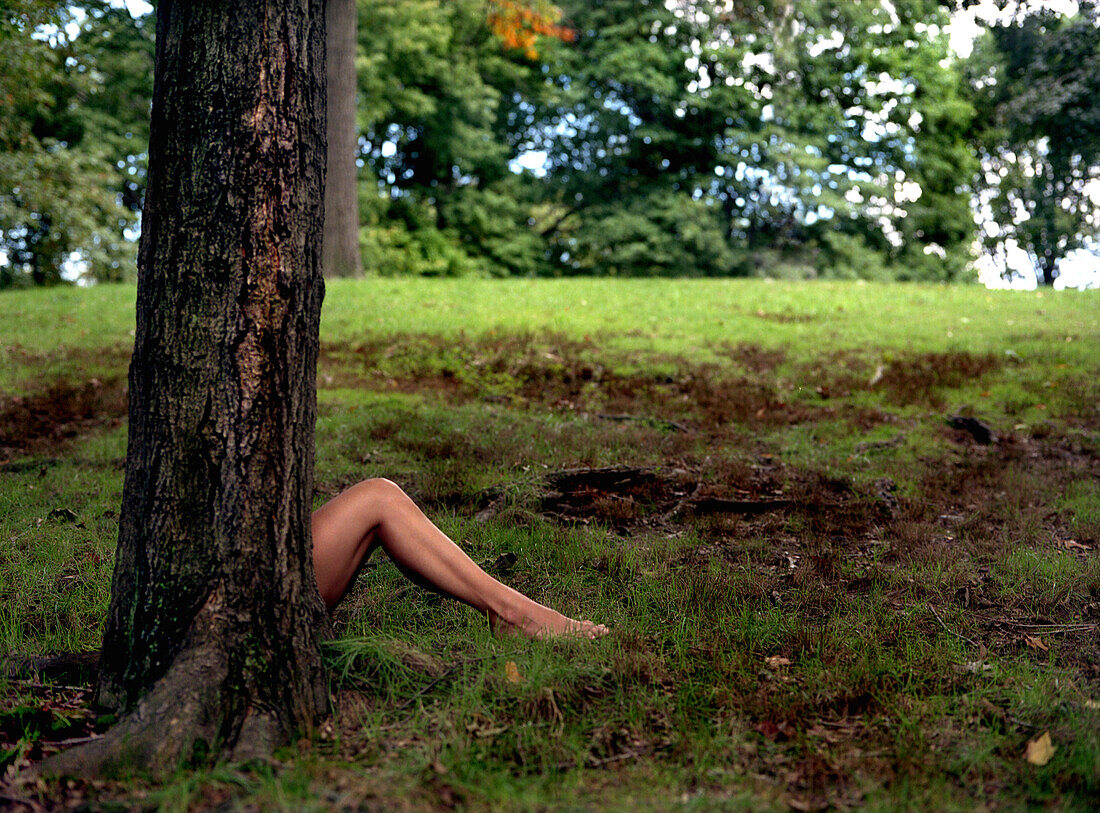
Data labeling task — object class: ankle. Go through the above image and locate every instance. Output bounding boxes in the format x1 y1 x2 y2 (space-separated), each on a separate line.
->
486 595 528 630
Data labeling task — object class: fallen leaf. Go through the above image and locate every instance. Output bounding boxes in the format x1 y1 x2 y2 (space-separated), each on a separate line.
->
1025 731 1055 766
765 655 791 669
1024 635 1048 652
1059 539 1092 551
505 660 523 684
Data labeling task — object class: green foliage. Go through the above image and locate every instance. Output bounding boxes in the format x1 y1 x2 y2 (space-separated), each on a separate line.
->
348 0 981 280
4 0 1093 285
0 1 63 151
708 0 975 276
533 0 730 208
354 0 553 276
440 178 549 276
556 190 738 276
0 1 153 288
523 0 977 278
1 138 134 287
818 231 895 281
966 3 1100 285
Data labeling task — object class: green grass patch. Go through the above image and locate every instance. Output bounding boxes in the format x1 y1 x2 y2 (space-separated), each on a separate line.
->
1 278 1098 810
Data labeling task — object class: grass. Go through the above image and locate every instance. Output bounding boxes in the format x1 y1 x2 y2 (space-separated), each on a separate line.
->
1 278 1098 810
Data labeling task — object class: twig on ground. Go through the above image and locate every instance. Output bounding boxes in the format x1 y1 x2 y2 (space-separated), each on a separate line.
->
1007 715 1039 731
47 734 102 748
390 650 522 711
587 749 646 767
685 496 793 515
5 679 92 693
854 433 907 454
929 604 981 649
660 481 703 523
1005 622 1096 634
554 744 666 772
3 651 99 684
0 793 49 813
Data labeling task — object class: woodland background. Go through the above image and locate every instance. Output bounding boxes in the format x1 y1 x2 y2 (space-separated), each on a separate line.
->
2 0 1098 289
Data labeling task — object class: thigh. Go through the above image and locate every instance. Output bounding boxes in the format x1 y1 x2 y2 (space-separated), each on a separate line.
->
311 479 397 605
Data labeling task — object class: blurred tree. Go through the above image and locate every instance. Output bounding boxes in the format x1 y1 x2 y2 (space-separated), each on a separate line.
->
0 1 153 287
524 0 976 278
967 2 1100 285
354 0 563 276
0 1 62 150
10 0 1081 285
323 0 362 278
529 0 732 257
698 0 976 279
561 189 737 276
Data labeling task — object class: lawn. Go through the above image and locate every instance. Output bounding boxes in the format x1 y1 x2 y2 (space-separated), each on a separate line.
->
1 278 1098 810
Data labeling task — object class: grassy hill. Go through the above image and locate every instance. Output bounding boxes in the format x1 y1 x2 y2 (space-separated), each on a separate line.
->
1 279 1098 810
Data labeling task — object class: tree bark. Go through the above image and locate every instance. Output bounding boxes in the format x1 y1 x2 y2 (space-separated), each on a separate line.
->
322 0 362 278
42 0 330 776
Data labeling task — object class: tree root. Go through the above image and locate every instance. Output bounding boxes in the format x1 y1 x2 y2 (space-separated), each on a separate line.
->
30 637 233 778
29 588 327 779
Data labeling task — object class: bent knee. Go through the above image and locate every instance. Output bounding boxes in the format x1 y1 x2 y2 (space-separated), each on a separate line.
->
354 477 408 507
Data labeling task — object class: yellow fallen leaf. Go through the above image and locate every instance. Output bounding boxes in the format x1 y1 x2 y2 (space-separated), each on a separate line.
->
765 656 791 668
1024 635 1049 652
1025 731 1055 766
505 660 523 684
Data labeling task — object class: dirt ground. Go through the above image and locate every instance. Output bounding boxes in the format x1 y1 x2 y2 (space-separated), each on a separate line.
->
2 334 1098 810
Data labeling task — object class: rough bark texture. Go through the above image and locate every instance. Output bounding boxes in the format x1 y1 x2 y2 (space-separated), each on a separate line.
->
322 0 362 278
43 0 330 776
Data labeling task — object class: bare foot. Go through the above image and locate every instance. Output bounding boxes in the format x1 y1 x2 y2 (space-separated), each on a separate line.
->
488 604 609 640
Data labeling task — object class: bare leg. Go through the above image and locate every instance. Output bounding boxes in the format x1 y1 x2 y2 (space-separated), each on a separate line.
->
311 478 608 639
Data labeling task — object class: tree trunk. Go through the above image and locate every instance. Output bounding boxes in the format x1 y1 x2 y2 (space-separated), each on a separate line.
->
322 0 362 278
42 0 330 777
1041 255 1057 286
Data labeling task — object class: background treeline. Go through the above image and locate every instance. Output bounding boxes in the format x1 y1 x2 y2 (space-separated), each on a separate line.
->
2 0 1098 286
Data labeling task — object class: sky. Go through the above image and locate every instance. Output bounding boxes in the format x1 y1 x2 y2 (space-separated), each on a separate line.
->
118 0 151 15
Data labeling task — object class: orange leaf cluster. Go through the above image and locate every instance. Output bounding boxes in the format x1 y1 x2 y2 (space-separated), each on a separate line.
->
487 0 575 61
